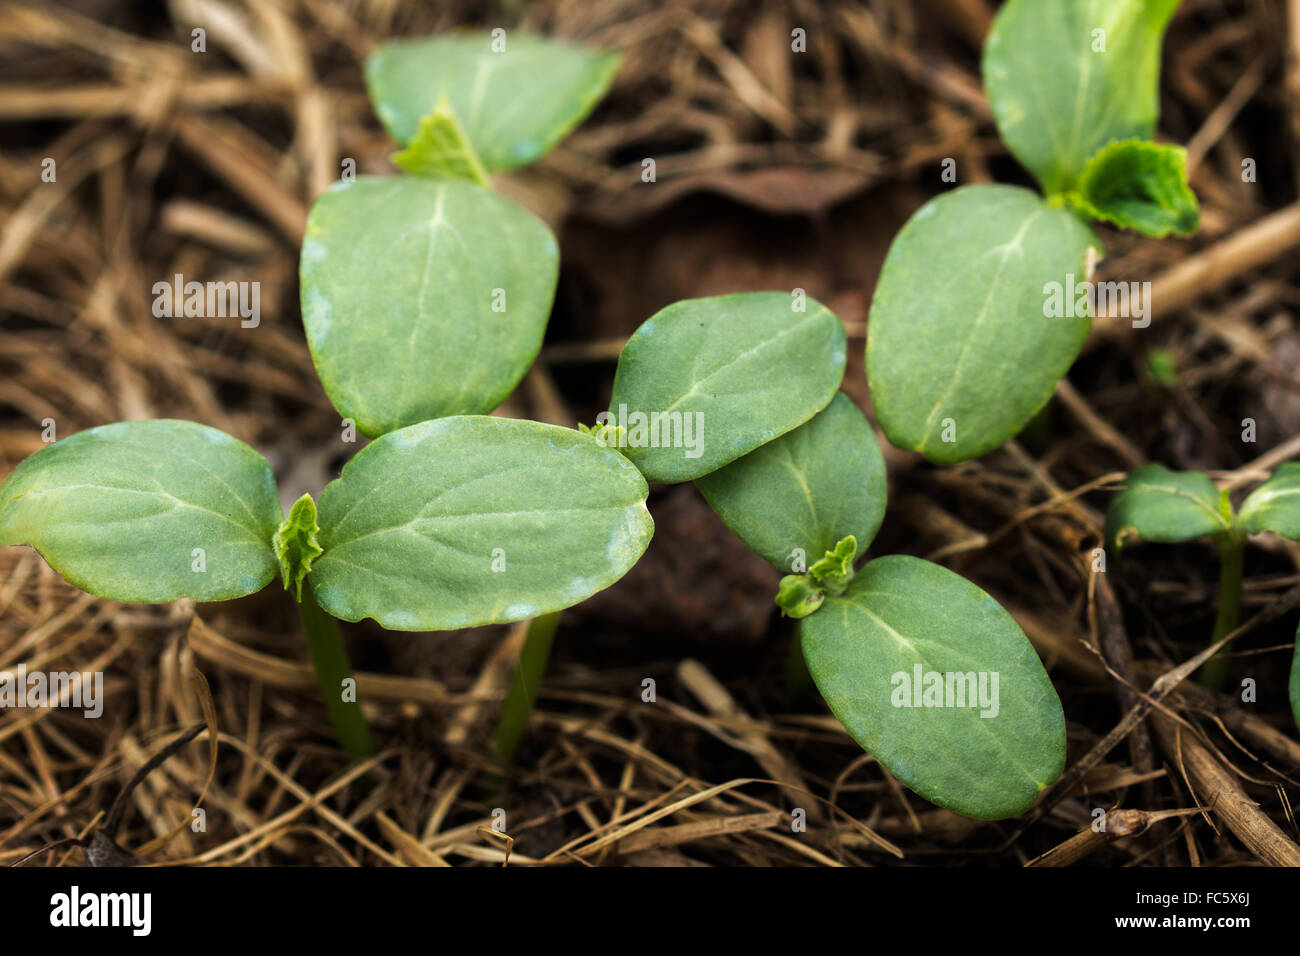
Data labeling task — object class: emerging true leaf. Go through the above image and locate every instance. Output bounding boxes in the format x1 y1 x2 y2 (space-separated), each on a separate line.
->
866 185 1102 464
696 394 886 572
776 575 824 619
608 293 846 483
1105 464 1230 555
809 535 857 595
274 493 323 602
983 0 1182 194
800 555 1067 820
301 176 558 438
310 416 653 630
0 420 281 602
1066 140 1199 238
1238 462 1300 540
391 96 490 186
365 32 621 171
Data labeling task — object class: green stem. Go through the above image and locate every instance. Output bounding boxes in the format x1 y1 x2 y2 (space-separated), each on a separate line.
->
1201 528 1244 690
493 611 563 764
297 578 374 757
784 622 814 706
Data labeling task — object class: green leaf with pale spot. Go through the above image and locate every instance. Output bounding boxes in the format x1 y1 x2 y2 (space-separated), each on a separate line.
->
301 176 558 438
608 293 846 483
696 394 885 572
800 555 1066 820
0 420 280 603
274 493 323 601
1105 464 1230 555
983 0 1182 195
1239 463 1300 540
866 185 1102 465
366 32 620 171
310 416 653 631
391 96 490 186
1065 140 1199 237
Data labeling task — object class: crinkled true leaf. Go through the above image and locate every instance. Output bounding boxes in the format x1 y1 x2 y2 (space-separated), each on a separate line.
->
0 420 280 602
310 416 653 630
1066 140 1199 237
301 176 558 438
608 293 846 483
1105 464 1230 555
983 0 1181 194
391 96 490 186
866 185 1102 464
800 555 1066 819
696 394 884 572
1239 462 1300 540
365 32 620 171
274 493 323 601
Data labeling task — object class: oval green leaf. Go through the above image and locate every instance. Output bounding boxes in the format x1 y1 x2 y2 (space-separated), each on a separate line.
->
1239 463 1300 539
1106 464 1229 555
695 393 886 571
608 293 847 483
0 420 280 602
365 32 620 171
800 555 1066 819
301 176 559 438
310 416 653 630
866 185 1101 465
983 0 1181 195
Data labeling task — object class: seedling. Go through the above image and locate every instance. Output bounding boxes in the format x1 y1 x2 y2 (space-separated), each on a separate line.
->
559 291 1066 819
867 0 1198 464
302 31 620 437
1107 462 1300 688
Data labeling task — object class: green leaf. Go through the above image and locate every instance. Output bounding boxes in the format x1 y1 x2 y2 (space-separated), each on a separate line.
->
800 555 1066 819
301 176 558 438
866 185 1102 464
391 96 490 186
696 394 886 572
365 32 621 171
1065 140 1199 237
274 493 323 602
776 575 825 619
1291 623 1300 736
310 416 653 630
1238 463 1300 540
0 420 280 603
1105 464 1230 555
809 535 857 594
983 0 1182 194
608 293 847 483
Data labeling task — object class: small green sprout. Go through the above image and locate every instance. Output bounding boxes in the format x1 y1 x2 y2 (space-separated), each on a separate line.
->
867 0 1199 464
1106 462 1300 688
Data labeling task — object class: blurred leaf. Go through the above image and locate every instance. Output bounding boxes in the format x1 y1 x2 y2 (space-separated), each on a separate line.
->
983 0 1181 194
1106 464 1230 555
366 32 620 171
1065 140 1199 237
1239 462 1300 540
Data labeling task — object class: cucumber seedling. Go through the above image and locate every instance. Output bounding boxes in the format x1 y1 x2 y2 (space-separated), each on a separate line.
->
556 290 1066 820
867 0 1199 464
1107 462 1300 689
301 31 620 437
